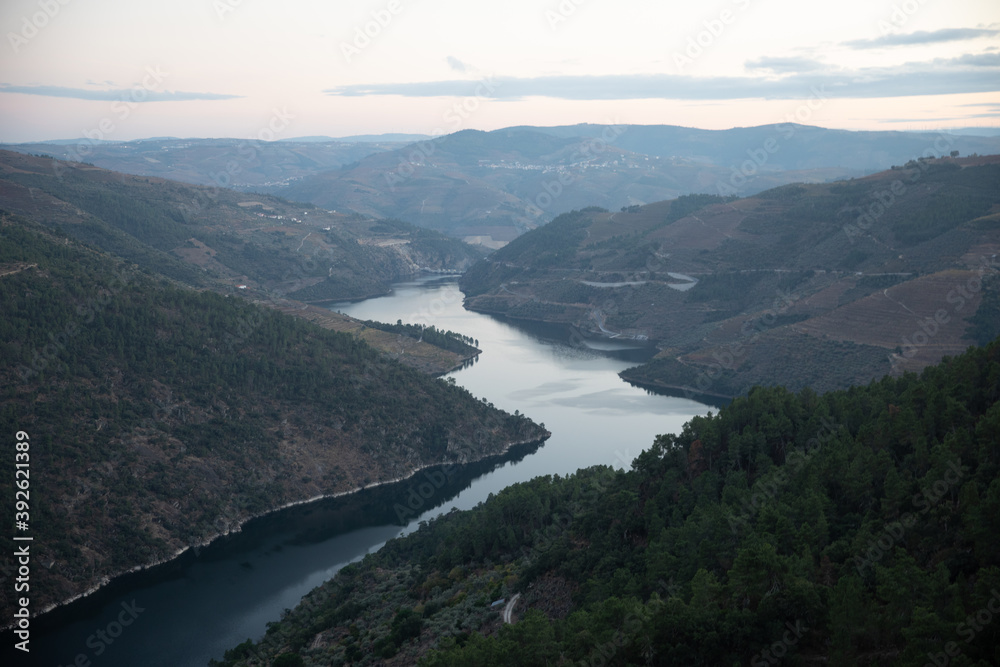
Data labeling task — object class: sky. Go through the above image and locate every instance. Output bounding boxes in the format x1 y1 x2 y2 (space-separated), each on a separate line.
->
0 0 998 143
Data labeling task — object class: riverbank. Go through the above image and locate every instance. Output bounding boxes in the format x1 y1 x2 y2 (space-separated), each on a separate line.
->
617 374 734 407
12 275 709 667
8 432 549 632
268 296 480 375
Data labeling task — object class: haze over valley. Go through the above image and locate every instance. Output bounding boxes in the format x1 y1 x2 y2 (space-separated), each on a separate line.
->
8 125 1000 246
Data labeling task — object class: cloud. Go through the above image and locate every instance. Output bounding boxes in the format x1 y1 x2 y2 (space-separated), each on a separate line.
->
446 56 468 73
941 52 1000 67
325 57 1000 101
0 84 242 102
879 116 981 123
880 113 1000 125
844 28 999 49
745 56 828 73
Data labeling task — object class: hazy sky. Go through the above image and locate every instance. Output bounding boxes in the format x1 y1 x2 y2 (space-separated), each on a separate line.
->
1 0 998 142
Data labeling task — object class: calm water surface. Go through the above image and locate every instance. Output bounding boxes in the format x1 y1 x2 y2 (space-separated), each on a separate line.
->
20 276 711 666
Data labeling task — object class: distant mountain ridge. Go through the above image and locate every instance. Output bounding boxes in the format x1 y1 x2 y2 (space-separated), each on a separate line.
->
512 123 1000 178
9 124 1000 246
1 137 408 190
276 124 1000 243
318 133 434 143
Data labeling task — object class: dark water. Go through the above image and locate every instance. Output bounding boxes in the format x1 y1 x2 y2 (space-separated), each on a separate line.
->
14 276 711 666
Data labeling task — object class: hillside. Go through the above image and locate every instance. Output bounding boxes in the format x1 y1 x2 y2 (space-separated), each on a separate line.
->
270 125 1000 245
17 126 999 249
0 149 493 373
519 123 1000 173
2 138 406 190
0 218 547 618
213 337 1000 667
274 127 862 245
461 155 1000 398
0 149 483 302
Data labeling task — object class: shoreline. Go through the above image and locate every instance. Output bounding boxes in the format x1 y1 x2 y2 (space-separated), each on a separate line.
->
10 432 549 630
432 351 480 377
617 373 736 404
304 270 465 306
462 300 658 347
458 301 733 405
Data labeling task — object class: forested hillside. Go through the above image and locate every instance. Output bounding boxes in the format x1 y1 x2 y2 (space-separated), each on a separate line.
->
461 156 1000 398
10 126 1000 248
0 218 546 617
0 150 483 303
217 338 1000 666
3 137 406 189
0 149 489 373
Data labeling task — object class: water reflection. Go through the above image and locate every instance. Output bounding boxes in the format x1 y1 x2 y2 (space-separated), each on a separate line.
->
10 275 710 667
7 442 541 667
621 378 733 410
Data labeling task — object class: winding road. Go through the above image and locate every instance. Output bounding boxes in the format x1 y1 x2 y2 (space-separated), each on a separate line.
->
502 593 521 624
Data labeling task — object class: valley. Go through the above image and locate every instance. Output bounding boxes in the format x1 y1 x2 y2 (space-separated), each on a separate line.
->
9 276 711 667
461 156 1000 398
2 126 998 667
0 150 488 374
0 149 549 623
7 2 1000 664
209 338 1000 667
9 126 1000 246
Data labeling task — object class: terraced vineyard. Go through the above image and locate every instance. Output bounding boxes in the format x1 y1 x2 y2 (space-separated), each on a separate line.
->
461 156 1000 397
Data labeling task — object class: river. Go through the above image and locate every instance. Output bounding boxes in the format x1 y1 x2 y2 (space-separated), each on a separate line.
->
18 275 712 666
